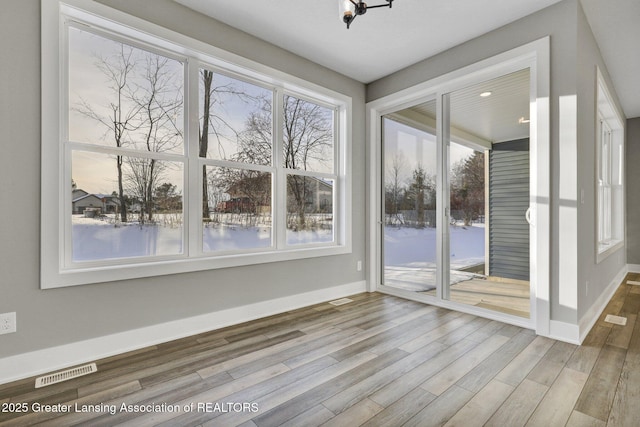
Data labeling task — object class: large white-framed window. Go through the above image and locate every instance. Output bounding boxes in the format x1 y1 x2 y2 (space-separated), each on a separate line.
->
596 68 624 262
41 1 351 288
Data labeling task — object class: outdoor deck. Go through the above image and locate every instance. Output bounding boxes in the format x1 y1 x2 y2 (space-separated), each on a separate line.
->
423 277 530 318
384 268 530 318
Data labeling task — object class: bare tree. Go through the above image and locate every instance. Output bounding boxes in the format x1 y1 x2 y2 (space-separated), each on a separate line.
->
199 70 259 220
283 96 333 229
200 70 213 220
202 90 332 230
74 44 142 222
75 42 183 224
125 157 162 222
236 97 272 166
385 153 408 225
127 53 183 223
283 96 333 171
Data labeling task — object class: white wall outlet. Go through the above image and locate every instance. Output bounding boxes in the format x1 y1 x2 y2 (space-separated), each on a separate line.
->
0 312 16 335
357 260 362 271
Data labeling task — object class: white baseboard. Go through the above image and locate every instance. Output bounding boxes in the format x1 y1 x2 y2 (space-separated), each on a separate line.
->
578 265 628 343
543 265 628 345
627 264 640 273
548 320 580 344
0 281 367 386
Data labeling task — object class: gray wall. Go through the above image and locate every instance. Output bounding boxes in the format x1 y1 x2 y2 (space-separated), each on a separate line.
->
575 2 627 322
627 118 640 264
0 0 366 359
367 0 626 326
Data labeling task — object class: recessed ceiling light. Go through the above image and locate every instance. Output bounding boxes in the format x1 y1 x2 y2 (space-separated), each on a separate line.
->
480 91 492 97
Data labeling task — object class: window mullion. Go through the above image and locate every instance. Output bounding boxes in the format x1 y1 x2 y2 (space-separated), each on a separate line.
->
199 158 274 174
187 58 201 257
62 21 72 269
274 87 286 249
333 107 341 246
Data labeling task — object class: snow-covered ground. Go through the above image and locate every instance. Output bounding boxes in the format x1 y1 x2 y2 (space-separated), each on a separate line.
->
203 224 272 252
72 215 183 261
71 214 333 261
71 215 479 280
384 224 485 291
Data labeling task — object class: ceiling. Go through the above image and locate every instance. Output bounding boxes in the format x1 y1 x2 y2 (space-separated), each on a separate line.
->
580 0 640 118
175 0 640 119
448 70 530 143
394 69 530 145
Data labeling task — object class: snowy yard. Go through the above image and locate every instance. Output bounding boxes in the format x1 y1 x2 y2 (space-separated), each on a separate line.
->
72 214 184 261
71 214 333 261
384 224 485 291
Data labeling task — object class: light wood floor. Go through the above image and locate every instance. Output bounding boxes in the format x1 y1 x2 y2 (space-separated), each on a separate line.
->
2 275 640 426
423 277 531 318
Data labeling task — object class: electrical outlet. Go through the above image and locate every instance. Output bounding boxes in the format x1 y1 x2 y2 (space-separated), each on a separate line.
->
0 312 16 335
357 260 362 271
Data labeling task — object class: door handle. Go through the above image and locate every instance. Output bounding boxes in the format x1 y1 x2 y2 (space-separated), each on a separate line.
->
525 207 532 225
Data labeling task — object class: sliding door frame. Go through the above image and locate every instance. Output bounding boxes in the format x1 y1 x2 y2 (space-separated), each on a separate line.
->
367 38 550 334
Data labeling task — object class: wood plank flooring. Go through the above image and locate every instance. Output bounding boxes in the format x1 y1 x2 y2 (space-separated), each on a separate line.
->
1 274 640 426
423 277 531 318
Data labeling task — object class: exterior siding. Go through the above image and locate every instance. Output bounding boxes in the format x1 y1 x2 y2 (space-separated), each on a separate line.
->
489 139 530 281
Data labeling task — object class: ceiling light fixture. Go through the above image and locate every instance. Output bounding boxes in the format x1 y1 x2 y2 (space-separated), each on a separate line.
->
340 0 395 29
480 91 492 97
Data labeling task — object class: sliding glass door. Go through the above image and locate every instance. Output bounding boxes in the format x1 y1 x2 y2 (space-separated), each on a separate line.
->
381 69 532 320
382 100 438 292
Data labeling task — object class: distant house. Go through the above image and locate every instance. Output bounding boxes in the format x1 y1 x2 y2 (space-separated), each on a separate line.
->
72 189 88 200
72 190 119 214
304 177 332 213
217 176 271 214
288 177 333 213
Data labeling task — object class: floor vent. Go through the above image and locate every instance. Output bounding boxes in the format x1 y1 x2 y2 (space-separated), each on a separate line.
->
329 297 354 306
35 363 97 388
604 314 628 326
627 280 640 286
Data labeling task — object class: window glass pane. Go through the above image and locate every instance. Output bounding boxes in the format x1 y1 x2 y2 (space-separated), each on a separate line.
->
68 27 184 154
203 166 272 252
283 95 334 173
602 131 610 185
382 115 439 292
286 175 334 245
71 151 184 261
598 186 605 242
199 70 272 165
611 132 623 186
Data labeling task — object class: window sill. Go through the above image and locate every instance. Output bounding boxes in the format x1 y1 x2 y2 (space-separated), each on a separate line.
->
42 244 351 289
596 239 624 264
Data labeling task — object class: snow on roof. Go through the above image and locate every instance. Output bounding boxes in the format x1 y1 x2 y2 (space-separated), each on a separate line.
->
72 194 101 203
72 192 118 203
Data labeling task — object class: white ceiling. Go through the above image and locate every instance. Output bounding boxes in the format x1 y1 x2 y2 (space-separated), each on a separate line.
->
395 69 531 145
175 0 640 119
447 69 530 143
581 0 640 119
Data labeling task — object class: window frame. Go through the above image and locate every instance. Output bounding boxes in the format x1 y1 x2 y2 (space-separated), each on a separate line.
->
41 0 352 288
595 67 625 263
